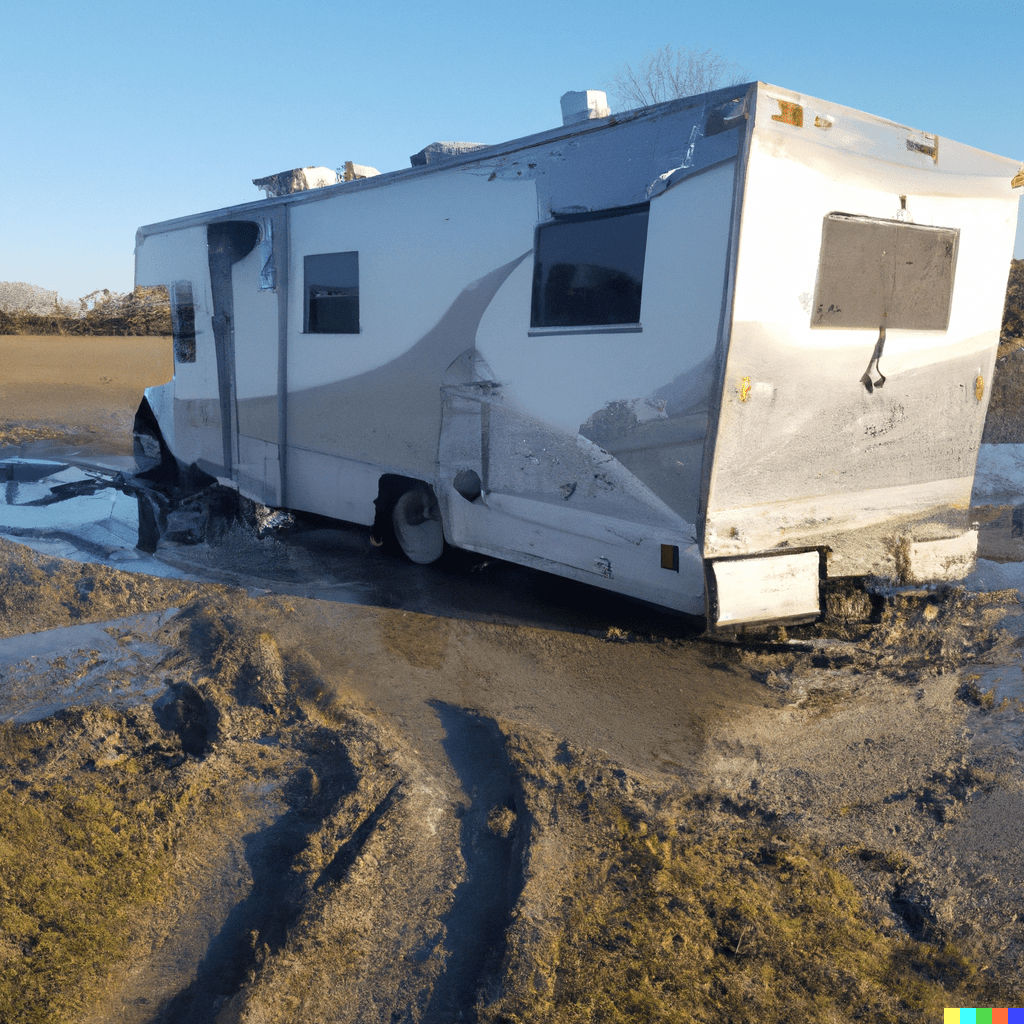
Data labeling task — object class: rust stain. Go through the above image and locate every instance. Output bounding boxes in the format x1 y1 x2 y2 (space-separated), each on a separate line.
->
1012 168 1024 189
739 375 752 402
976 375 985 401
813 115 833 130
772 101 803 128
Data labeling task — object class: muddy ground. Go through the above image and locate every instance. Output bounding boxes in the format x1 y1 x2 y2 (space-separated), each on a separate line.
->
1 335 1024 1022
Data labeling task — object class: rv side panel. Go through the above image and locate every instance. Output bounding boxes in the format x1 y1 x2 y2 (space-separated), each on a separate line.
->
280 172 537 516
135 224 224 473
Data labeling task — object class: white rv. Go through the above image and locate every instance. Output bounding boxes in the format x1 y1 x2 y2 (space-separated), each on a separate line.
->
133 82 1023 628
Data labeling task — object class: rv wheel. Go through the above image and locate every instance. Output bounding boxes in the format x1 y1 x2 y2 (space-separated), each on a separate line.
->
391 486 445 564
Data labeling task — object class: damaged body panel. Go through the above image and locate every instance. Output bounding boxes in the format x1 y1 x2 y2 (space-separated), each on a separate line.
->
134 83 1021 628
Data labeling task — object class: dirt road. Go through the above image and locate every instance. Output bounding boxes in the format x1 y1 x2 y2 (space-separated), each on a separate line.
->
1 336 1023 1022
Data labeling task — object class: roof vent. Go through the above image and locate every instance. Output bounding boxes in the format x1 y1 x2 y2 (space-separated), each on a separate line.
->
252 166 340 198
410 141 488 167
560 90 611 127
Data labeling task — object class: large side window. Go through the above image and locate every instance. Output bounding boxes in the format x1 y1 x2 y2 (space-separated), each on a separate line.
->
304 251 359 334
531 204 649 329
170 280 196 363
812 214 959 331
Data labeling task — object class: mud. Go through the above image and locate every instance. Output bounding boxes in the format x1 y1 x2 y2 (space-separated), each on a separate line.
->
1 335 1024 1020
1 542 1023 1021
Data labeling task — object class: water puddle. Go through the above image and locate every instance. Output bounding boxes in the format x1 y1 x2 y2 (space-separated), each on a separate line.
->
0 609 179 723
0 456 696 636
4 446 1024 643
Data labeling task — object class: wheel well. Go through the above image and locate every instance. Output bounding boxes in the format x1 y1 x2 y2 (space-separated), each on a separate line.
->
133 396 178 484
371 474 433 546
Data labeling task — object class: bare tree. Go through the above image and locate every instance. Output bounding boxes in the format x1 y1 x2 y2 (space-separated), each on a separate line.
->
610 44 745 111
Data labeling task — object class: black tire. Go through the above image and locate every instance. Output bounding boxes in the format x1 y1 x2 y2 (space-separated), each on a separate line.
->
391 485 445 565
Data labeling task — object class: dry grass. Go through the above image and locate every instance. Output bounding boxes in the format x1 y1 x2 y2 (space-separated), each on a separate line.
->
484 785 1007 1024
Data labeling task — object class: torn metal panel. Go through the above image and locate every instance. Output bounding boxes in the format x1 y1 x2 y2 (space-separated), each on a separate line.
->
470 84 753 217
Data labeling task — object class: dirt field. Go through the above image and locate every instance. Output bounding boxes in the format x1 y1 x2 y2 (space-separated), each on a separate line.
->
0 335 172 452
1 336 1023 1022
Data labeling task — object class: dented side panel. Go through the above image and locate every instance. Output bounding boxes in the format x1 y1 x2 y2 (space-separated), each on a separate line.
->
704 83 1021 579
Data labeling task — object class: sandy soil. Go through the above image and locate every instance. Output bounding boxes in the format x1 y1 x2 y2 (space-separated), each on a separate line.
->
0 335 172 453
1 335 1024 1022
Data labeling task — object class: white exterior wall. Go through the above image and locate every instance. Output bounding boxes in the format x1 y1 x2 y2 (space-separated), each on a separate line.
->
705 84 1021 578
134 223 221 469
286 173 537 391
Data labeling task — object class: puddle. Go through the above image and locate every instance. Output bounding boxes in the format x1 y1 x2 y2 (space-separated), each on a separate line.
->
1 457 141 558
6 446 1024 641
0 457 188 579
0 456 698 637
0 609 179 723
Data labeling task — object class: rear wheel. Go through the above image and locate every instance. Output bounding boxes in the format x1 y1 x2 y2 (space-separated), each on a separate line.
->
391 485 444 564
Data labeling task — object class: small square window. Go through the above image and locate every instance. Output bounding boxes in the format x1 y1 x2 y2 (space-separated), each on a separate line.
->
305 251 359 333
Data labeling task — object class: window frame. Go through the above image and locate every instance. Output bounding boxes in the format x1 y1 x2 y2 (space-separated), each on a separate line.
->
529 203 650 334
303 250 360 335
170 280 196 363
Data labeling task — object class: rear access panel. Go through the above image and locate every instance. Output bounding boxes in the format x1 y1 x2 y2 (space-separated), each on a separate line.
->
708 550 822 629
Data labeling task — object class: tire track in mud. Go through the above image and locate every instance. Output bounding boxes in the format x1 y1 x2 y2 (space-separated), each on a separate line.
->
423 703 527 1022
149 747 361 1024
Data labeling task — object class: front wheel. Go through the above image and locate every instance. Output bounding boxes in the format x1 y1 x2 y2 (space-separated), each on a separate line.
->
391 486 445 565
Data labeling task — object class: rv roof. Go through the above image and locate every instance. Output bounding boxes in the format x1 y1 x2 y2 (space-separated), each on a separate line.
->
135 81 753 241
136 81 1022 242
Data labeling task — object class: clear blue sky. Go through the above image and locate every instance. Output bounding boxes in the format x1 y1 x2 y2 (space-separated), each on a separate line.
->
1 0 1021 301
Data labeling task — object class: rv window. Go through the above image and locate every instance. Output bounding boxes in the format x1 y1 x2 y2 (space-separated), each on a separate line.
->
304 251 359 334
170 281 196 363
531 204 649 328
811 214 959 330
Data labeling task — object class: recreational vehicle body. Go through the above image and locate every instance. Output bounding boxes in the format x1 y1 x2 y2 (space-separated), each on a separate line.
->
133 82 1023 629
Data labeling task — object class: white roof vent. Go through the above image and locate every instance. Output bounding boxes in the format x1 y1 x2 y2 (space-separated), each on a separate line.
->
560 90 611 127
252 166 340 198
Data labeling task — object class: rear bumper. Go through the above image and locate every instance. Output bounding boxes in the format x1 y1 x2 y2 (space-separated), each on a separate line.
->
707 550 823 629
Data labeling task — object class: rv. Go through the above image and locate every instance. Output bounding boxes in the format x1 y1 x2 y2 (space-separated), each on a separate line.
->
133 82 1024 628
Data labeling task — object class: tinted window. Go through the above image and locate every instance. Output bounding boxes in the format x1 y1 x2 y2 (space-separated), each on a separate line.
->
170 280 196 363
304 251 359 333
812 214 959 331
531 204 649 328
